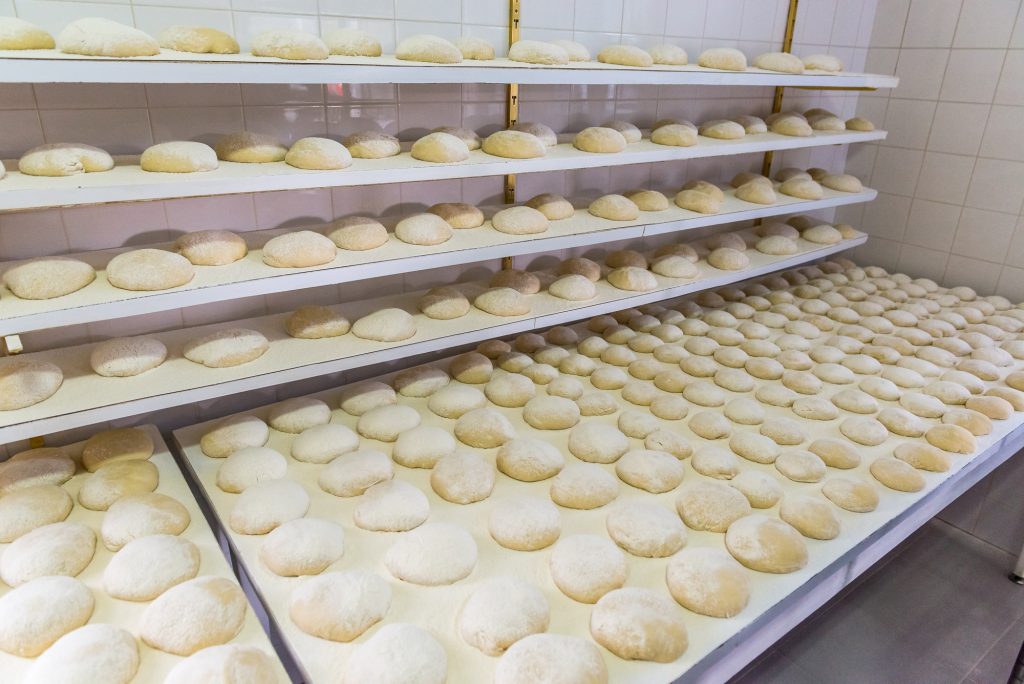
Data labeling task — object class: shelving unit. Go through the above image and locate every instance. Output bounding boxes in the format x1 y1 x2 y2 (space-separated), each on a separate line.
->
0 186 876 336
0 230 864 444
0 130 885 211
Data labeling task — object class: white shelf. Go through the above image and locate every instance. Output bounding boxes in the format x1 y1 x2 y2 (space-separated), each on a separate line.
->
0 130 886 212
0 50 900 88
0 231 864 443
0 187 877 336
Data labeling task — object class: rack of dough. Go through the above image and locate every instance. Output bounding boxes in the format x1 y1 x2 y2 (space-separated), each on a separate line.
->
0 186 877 336
0 424 289 684
0 225 865 443
169 265 1024 684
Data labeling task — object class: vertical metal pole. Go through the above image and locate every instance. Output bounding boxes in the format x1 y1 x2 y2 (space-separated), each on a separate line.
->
760 0 799 178
501 0 521 271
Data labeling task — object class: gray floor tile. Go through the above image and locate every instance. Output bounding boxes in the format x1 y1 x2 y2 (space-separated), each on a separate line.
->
965 617 1024 684
936 475 989 533
730 649 821 684
972 456 1024 554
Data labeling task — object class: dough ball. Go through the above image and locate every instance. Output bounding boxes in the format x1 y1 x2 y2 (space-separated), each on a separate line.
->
413 286 469 321
343 131 401 159
645 429 693 459
618 409 662 438
354 480 429 532
458 576 549 656
510 121 558 147
427 385 487 420
325 216 389 250
753 51 804 73
839 416 889 446
803 224 843 244
489 496 561 551
0 17 53 50
216 446 287 493
616 449 685 492
589 194 640 220
285 304 351 339
228 479 308 535
598 44 653 67
3 256 95 301
699 119 746 140
574 126 628 154
352 307 417 342
523 395 580 430
650 395 689 420
769 114 813 137
323 27 381 56
607 266 657 292
486 372 536 407
675 480 751 532
0 521 94 587
674 187 721 213
925 424 976 454
846 116 875 131
318 449 393 497
183 328 269 367
484 130 548 159
356 404 420 442
393 365 449 398
392 426 456 468
805 438 859 469
81 426 154 471
549 534 627 603
140 141 218 175
689 410 732 439
651 254 699 278
455 407 516 448
78 459 158 511
175 229 247 266
385 522 477 585
285 136 352 170
0 576 93 657
342 624 448 684
428 202 484 229
251 29 328 60
590 588 687 663
200 414 269 458
779 494 839 540
431 451 495 504
733 114 768 134
57 18 158 57
267 396 331 433
760 417 806 445
650 43 688 65
101 492 190 550
735 180 777 205
822 477 879 513
449 351 493 383
0 484 72 543
289 571 390 641
803 53 843 71
549 273 598 301
666 547 750 618
498 438 565 481
606 502 686 558
779 177 823 200
550 463 619 509
729 431 781 465
725 514 808 573
526 193 575 221
822 173 864 193
508 39 568 65
23 623 139 684
259 517 345 577
410 131 470 164
103 534 200 601
601 121 642 145
18 143 112 177
775 449 827 483
707 247 751 271
262 230 336 267
492 205 550 235
339 381 397 416
495 634 607 684
568 423 629 464
730 470 783 509
164 646 279 684
106 248 194 291
552 39 590 61
140 576 247 656
698 47 747 71
475 287 531 316
214 131 287 162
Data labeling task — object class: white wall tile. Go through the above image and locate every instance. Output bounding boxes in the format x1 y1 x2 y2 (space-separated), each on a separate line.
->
902 198 961 250
944 254 1000 292
939 49 1005 103
0 209 68 259
880 97 935 149
996 265 1024 301
164 194 257 232
861 192 912 241
1004 217 1024 268
521 0 574 29
964 158 1024 213
12 0 132 34
702 0 742 39
913 151 976 204
995 50 1024 105
894 48 949 100
953 0 1019 48
0 85 35 110
870 0 912 48
0 110 44 157
979 105 1024 161
901 0 961 48
927 102 990 156
396 0 461 24
951 207 1017 262
664 0 707 38
318 0 394 19
148 106 245 146
63 202 169 251
132 6 234 38
622 0 668 36
870 146 924 197
252 188 333 229
896 244 950 282
1012 9 1024 48
39 108 152 153
33 84 147 110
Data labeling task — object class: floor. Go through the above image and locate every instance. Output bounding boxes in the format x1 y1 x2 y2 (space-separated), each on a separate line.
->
730 519 1024 684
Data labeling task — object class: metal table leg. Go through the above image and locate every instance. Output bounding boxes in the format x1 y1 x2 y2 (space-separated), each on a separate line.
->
1012 539 1024 585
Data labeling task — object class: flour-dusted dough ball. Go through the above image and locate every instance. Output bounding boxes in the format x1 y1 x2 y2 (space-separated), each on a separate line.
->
57 17 158 57
215 131 287 162
769 114 813 137
550 534 627 603
651 254 699 279
616 449 685 493
323 26 381 56
475 287 531 316
323 217 388 251
699 119 746 140
822 173 864 193
508 39 569 64
822 476 879 513
356 404 420 442
840 416 889 446
394 365 449 398
492 205 550 234
725 514 808 573
78 459 158 511
428 384 487 420
775 449 827 483
216 446 287 493
497 438 564 482
103 534 200 601
708 247 751 271
606 502 686 558
600 120 642 145
201 414 269 458
139 141 218 176
779 494 840 540
608 266 658 292
649 42 688 65
735 180 777 205
650 124 698 148
23 623 139 684
551 463 619 509
483 129 547 158
164 645 279 684
729 431 780 465
547 273 595 301
352 307 417 342
675 480 751 532
0 17 54 49
666 546 750 618
624 190 668 212
424 203 482 231
846 116 875 131
229 479 308 535
780 177 824 200
353 479 429 532
894 442 952 472
527 193 575 221
802 224 843 244
413 286 468 321
343 131 401 159
753 51 804 73
486 371 536 407
82 427 154 473
396 212 455 246
551 39 589 61
268 396 331 433
431 451 495 504
568 422 630 464
590 587 688 663
455 407 516 448
410 131 470 164
184 327 269 368
489 496 562 551
869 459 924 493
0 576 94 658
598 44 653 67
691 444 741 479
0 521 95 587
250 29 327 60
285 136 352 170
507 123 556 149
18 143 112 177
458 576 549 656
699 47 747 71
495 634 608 684
3 257 94 301
396 33 462 62
675 188 721 213
0 485 72 543
343 624 448 684
523 395 580 430
101 492 190 550
285 305 351 339
289 570 391 641
574 126 628 153
385 522 477 585
175 229 247 266
106 248 194 291
925 424 976 454
259 517 345 577
802 53 843 71
263 230 337 267
451 36 494 61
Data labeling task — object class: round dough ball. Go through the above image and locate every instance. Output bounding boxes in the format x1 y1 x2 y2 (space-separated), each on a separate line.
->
259 517 345 577
495 634 607 684
650 42 688 65
549 534 627 603
491 269 541 294
81 427 154 472
753 51 804 73
285 305 351 339
0 17 54 50
574 126 628 153
414 286 470 321
730 470 783 509
455 408 516 448
0 358 63 411
23 623 139 684
164 646 278 684
675 480 751 532
216 446 287 493
779 494 839 540
183 328 269 368
3 256 96 300
510 121 558 147
0 576 94 658
699 119 746 140
57 18 158 57
141 141 218 173
262 230 336 267
615 449 684 493
725 514 808 574
523 395 580 430
607 266 658 292
175 229 247 266
214 131 287 162
251 29 328 60
689 411 733 439
427 384 487 420
78 460 158 511
508 39 568 65
18 142 113 177
589 194 640 220
803 53 843 71
356 404 420 442
527 193 575 220
285 136 352 170
475 287 531 316
343 131 401 158
292 424 360 463
353 480 429 532
925 424 976 454
775 449 827 483
428 201 484 228
458 577 549 656
489 496 561 551
769 114 813 137
486 372 536 407
267 396 331 433
483 130 547 159
598 44 653 67
0 521 94 587
352 308 417 342
492 205 550 235
106 249 194 291
289 571 391 641
200 414 269 458
318 450 393 497
605 502 686 558
651 254 699 278
228 479 308 535
822 477 879 513
139 575 247 655
101 492 190 551
431 451 495 504
550 463 619 509
385 523 477 585
549 273 597 300
552 39 590 61
590 588 687 663
666 547 750 618
699 47 747 70
323 27 381 56
325 216 389 250
846 116 874 131
602 120 642 144
568 423 629 464
103 534 200 601
342 624 448 684
497 438 564 482
707 247 750 271
410 131 470 164
0 485 72 543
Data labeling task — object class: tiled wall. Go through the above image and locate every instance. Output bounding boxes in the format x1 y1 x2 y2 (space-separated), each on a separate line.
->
841 0 1024 300
0 0 879 447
